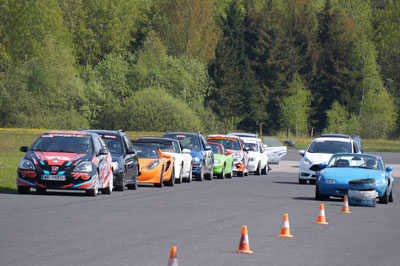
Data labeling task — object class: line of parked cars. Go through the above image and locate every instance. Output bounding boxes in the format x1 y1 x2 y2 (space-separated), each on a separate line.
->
16 130 286 196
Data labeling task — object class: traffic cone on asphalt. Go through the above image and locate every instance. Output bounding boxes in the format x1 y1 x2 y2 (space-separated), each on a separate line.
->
314 203 329 225
278 213 293 238
167 246 178 266
234 225 254 254
341 196 351 214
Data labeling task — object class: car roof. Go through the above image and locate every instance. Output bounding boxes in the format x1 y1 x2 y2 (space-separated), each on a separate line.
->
207 134 241 140
136 137 178 145
319 134 350 139
240 137 259 143
84 129 124 136
313 136 352 142
44 130 92 136
163 132 198 136
227 132 259 138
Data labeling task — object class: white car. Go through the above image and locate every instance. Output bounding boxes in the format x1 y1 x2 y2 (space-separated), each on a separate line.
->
241 137 269 175
263 137 287 164
136 137 193 183
298 134 363 184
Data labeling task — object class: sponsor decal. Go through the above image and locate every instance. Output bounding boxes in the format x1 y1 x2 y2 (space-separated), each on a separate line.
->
72 172 91 180
19 170 37 178
104 135 117 139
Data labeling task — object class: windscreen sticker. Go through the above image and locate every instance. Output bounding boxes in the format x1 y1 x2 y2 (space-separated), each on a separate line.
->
104 135 117 139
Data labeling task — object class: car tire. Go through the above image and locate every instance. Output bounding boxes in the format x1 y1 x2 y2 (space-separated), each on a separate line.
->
176 164 183 184
315 185 330 200
184 166 192 183
205 167 213 180
165 166 175 186
127 169 138 190
115 170 126 191
195 165 204 181
18 186 30 194
226 164 233 178
348 179 375 190
389 189 393 202
299 178 307 184
155 166 164 188
379 188 389 204
102 171 113 195
218 166 225 179
86 178 98 196
309 179 316 185
255 162 261 175
261 164 267 175
36 187 46 194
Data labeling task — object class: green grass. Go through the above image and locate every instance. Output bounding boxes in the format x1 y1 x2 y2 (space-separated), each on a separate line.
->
2 128 400 192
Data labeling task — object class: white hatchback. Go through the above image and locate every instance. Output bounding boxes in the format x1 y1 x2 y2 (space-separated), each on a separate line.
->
298 134 362 184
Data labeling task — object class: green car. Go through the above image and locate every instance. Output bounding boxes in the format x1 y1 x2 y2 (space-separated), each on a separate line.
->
208 142 234 179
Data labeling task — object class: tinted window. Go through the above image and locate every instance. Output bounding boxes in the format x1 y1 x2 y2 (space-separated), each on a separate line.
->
209 143 223 154
101 135 123 154
163 134 200 149
93 136 103 153
31 133 92 154
307 140 351 154
244 142 259 152
133 144 159 159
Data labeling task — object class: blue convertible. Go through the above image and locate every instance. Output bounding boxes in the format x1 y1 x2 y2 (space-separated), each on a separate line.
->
315 153 394 204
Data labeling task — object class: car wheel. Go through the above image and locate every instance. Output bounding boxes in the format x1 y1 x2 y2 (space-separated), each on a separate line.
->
255 162 261 175
218 165 225 179
348 179 375 190
176 164 183 184
389 189 393 202
315 185 330 200
165 166 175 186
309 179 316 185
102 171 113 195
299 178 307 184
18 186 30 194
379 188 389 204
115 170 126 191
36 187 46 194
155 166 164 188
184 165 192 183
226 164 233 178
205 167 213 180
261 164 267 175
127 168 139 190
86 178 98 196
195 165 204 181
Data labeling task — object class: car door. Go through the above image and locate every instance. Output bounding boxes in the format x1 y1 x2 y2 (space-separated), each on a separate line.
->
258 140 268 168
201 135 213 171
122 135 136 180
94 135 110 183
352 135 363 153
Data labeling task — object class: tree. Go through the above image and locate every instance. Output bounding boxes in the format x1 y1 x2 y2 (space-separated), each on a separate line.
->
325 101 349 134
281 74 311 137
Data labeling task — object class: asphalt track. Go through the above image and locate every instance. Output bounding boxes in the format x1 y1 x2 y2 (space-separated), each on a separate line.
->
1 150 399 266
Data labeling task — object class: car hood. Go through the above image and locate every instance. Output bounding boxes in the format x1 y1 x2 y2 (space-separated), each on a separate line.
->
190 149 203 159
304 153 332 164
320 168 384 183
31 151 89 166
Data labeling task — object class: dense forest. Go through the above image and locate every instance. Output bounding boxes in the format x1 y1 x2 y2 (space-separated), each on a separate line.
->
0 0 399 138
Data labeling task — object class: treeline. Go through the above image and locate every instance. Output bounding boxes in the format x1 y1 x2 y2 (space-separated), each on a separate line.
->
0 0 399 138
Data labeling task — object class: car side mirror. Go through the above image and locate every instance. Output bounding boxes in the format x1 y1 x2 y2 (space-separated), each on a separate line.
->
318 163 327 170
20 146 29 152
182 148 191 154
386 166 393 172
226 151 233 156
98 148 109 155
299 150 305 157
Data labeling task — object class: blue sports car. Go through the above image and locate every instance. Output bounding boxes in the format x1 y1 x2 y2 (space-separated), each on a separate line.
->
315 153 394 204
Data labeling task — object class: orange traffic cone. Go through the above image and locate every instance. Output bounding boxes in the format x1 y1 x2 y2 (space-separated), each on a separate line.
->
314 203 328 225
278 213 293 238
341 196 351 214
167 246 178 266
234 225 254 254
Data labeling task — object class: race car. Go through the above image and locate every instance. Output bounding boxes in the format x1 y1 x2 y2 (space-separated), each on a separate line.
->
136 137 193 183
208 142 234 178
132 142 174 187
17 131 113 196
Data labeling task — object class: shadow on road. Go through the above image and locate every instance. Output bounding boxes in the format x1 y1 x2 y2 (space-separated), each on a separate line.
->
273 181 300 185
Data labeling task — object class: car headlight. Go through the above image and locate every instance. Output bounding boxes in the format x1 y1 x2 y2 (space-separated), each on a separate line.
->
148 160 159 170
214 159 220 164
18 159 35 170
324 179 336 183
303 158 312 165
74 161 93 172
193 157 201 162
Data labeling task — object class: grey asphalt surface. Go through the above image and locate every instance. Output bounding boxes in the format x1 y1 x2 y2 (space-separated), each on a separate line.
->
1 152 399 266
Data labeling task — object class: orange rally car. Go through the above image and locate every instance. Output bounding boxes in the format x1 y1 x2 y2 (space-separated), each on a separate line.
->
132 142 174 187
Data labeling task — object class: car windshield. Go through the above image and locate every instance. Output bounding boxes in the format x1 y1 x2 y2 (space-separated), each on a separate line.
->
31 133 93 154
163 134 200 150
327 154 382 170
209 143 223 154
308 140 351 154
133 144 159 159
101 136 123 154
150 143 176 153
264 137 283 147
244 142 259 152
208 138 241 151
